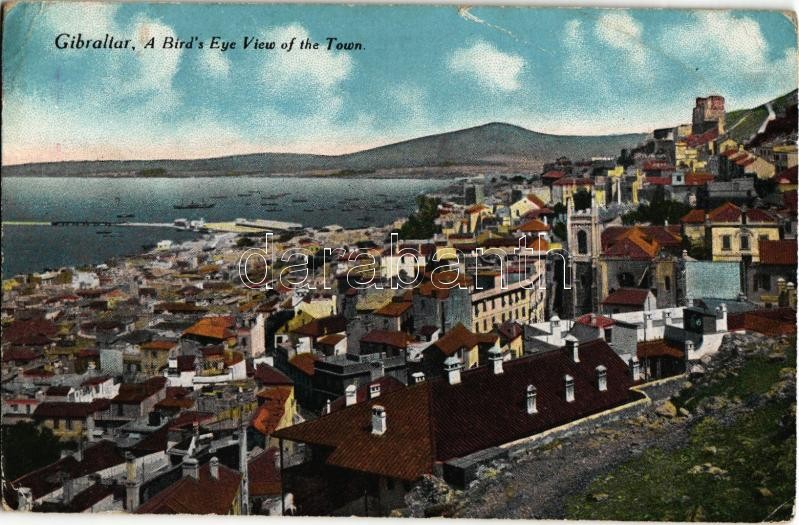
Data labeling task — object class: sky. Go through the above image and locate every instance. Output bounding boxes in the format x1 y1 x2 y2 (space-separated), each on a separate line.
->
2 2 797 164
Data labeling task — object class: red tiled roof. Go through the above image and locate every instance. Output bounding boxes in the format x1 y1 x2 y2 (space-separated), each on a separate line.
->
292 315 347 338
135 461 242 514
745 208 776 223
275 340 635 480
637 340 685 360
681 209 706 224
12 440 126 500
430 323 480 356
542 170 566 180
575 314 615 329
113 377 167 405
517 219 550 233
248 449 281 497
602 288 650 306
360 330 412 349
3 318 58 346
373 301 412 317
254 364 294 386
708 202 742 223
552 177 594 187
252 386 292 436
775 166 798 185
289 353 318 376
646 176 672 186
329 375 407 412
759 240 797 265
183 317 236 341
727 308 796 336
33 399 110 420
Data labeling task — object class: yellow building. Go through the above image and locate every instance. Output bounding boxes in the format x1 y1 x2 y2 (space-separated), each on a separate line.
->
706 203 781 263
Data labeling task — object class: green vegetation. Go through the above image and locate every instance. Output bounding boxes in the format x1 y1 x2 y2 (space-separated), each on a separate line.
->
2 422 65 480
674 338 796 413
622 186 692 226
137 168 167 177
397 196 440 240
567 338 796 522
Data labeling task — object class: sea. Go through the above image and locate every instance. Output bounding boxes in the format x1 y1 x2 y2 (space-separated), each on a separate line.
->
1 176 452 277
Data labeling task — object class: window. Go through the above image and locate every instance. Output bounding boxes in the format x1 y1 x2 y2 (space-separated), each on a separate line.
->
722 235 732 251
664 276 671 292
577 230 588 255
759 274 771 291
740 235 750 251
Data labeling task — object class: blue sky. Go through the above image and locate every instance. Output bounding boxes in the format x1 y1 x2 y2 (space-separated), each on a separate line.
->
2 3 796 164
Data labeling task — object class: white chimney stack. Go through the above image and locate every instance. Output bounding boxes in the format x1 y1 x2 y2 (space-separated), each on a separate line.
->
183 457 199 480
550 315 562 346
125 452 140 511
17 488 32 512
444 356 462 385
564 334 579 362
564 374 575 403
369 383 381 399
715 303 728 332
685 339 695 358
488 346 503 375
663 310 672 326
345 384 357 406
644 312 654 337
629 356 641 382
525 384 538 414
325 398 331 414
209 457 219 480
596 365 607 392
371 405 386 436
411 372 426 384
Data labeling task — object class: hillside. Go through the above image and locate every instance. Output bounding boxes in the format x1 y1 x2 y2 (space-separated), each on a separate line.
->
3 123 646 177
726 89 798 144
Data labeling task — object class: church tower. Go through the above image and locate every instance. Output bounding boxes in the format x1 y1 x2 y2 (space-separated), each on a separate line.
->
565 190 601 317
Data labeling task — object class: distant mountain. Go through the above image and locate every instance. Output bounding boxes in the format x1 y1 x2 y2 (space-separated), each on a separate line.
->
3 122 646 177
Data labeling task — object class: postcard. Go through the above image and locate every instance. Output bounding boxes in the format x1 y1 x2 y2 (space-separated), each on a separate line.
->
1 1 797 520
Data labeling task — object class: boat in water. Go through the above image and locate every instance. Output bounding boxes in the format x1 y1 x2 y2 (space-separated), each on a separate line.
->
173 200 215 209
116 213 135 218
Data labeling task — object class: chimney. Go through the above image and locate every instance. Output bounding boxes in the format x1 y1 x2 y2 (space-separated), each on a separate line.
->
685 339 695 357
663 310 672 326
564 334 579 362
61 472 74 503
85 415 96 442
629 356 641 382
644 312 654 338
564 375 575 403
371 405 386 436
596 365 608 392
549 315 562 346
345 384 357 406
686 295 694 307
488 346 503 374
443 356 462 385
369 383 381 399
410 372 426 384
715 303 728 332
182 457 199 479
125 452 140 511
525 384 537 414
17 488 32 512
325 398 331 414
209 456 219 480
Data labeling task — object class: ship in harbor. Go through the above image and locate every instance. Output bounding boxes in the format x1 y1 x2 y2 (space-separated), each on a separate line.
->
173 200 215 210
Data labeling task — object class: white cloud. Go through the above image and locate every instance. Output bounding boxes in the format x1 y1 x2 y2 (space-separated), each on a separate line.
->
448 40 525 92
198 49 231 79
594 10 648 69
261 24 352 93
42 2 119 36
